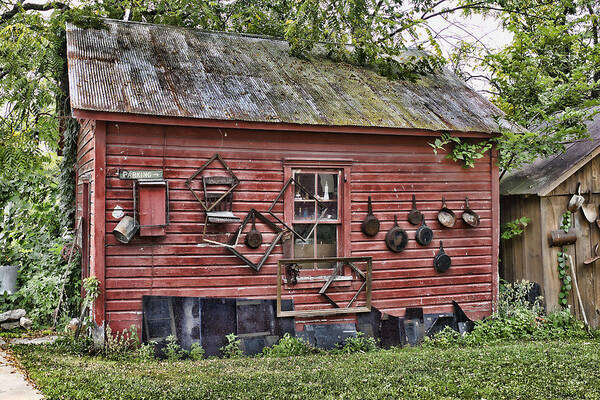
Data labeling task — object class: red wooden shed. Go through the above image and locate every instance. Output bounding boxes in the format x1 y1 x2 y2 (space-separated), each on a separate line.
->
67 19 507 349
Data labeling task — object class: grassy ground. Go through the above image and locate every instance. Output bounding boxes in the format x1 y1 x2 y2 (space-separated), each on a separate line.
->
10 340 600 400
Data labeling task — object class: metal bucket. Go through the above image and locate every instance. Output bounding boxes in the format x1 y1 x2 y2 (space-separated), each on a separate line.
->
113 215 138 244
0 265 18 295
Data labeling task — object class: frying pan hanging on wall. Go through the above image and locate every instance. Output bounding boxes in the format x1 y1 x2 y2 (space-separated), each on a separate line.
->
437 197 456 228
245 213 262 249
434 241 451 272
386 215 408 253
407 195 423 225
361 196 380 237
462 197 480 227
415 216 433 246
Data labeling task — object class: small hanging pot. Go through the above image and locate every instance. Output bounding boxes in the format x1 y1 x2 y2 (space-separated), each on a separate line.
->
361 196 380 237
462 197 480 227
434 241 451 273
407 194 423 225
415 216 434 246
386 215 408 253
245 213 262 249
113 215 139 244
437 196 456 228
568 182 585 213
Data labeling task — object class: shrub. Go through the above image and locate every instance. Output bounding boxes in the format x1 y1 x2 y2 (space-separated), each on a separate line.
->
220 333 243 359
165 335 186 361
0 167 80 329
51 334 96 356
189 343 205 360
335 333 379 354
262 333 320 357
103 325 139 358
138 340 157 361
425 280 592 347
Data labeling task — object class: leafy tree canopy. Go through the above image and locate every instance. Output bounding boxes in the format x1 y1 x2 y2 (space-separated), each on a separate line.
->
0 0 598 183
453 0 600 173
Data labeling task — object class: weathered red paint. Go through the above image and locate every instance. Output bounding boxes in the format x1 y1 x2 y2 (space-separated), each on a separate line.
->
80 116 499 333
491 148 500 312
93 121 106 327
138 183 167 236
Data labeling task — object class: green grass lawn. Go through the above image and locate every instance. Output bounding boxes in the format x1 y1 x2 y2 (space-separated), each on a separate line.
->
11 340 600 400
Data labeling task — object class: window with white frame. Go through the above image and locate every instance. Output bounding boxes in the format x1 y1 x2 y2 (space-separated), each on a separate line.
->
291 170 342 268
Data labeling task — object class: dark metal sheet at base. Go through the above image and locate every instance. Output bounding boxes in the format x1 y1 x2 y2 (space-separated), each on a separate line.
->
403 319 425 346
379 314 402 348
202 298 237 357
142 295 296 358
357 307 382 338
237 300 274 335
426 316 457 337
173 297 202 350
240 336 266 355
142 296 174 341
302 323 357 350
274 299 295 337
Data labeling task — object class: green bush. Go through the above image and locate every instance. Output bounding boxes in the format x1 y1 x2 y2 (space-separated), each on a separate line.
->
165 335 186 361
189 343 205 360
51 335 96 356
334 333 379 354
425 280 592 347
262 333 320 357
138 341 157 361
103 326 139 358
0 166 79 328
220 333 243 359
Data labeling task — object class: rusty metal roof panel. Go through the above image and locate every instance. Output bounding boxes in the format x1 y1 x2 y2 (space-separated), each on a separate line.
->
67 19 512 133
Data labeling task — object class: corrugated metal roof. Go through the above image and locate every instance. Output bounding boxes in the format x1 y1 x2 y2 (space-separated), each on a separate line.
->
500 108 600 196
66 19 513 133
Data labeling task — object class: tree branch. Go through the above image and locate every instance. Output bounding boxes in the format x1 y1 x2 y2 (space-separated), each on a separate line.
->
0 1 68 25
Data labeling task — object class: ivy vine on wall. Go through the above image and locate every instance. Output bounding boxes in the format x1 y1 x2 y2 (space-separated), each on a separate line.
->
557 211 573 308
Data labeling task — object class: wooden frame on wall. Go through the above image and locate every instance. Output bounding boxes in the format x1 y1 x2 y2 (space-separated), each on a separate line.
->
276 256 372 318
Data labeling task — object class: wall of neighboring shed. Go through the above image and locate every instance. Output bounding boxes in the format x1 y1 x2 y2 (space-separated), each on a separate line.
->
101 122 498 333
501 155 600 327
75 119 95 274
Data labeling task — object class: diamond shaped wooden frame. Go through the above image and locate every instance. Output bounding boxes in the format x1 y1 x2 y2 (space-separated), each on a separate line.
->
226 209 284 272
277 257 372 318
185 154 239 213
267 177 327 243
319 260 368 309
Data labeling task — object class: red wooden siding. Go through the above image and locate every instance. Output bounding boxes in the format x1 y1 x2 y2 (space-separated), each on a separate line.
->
98 122 496 332
75 119 95 273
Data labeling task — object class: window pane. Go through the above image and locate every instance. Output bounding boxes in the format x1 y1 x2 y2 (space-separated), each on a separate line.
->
318 201 338 220
294 201 315 220
293 224 314 259
316 224 337 268
294 173 315 198
318 173 337 201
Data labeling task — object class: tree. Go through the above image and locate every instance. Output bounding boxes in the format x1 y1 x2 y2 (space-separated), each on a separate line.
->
452 0 600 174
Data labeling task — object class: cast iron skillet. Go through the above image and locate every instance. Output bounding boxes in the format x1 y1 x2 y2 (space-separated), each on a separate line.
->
245 213 262 249
462 197 480 228
407 194 423 225
434 241 451 272
415 216 433 246
386 215 408 253
437 196 456 228
361 196 380 237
